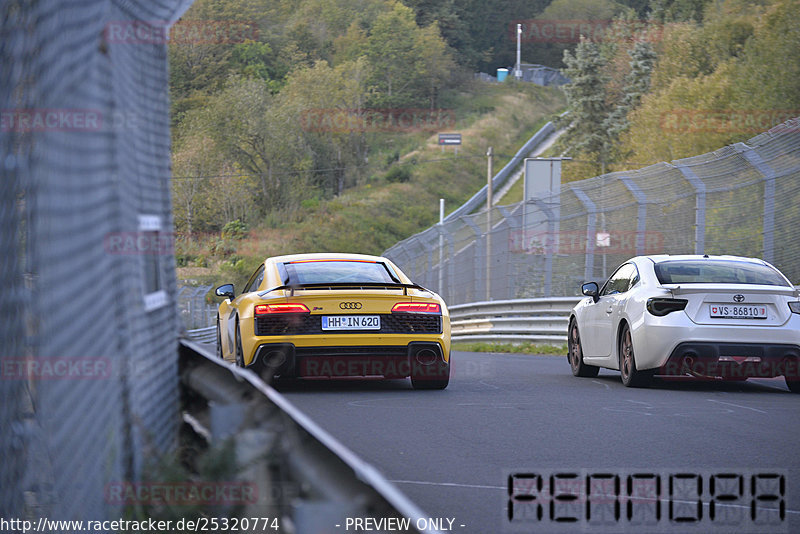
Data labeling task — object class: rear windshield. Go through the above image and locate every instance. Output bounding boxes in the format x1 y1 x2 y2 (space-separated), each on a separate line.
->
654 260 790 286
282 260 398 285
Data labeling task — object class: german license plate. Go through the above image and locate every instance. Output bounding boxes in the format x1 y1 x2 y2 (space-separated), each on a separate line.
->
709 305 767 319
322 315 381 330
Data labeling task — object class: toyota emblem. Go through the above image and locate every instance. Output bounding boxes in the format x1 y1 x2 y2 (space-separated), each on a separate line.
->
339 302 362 310
733 294 745 302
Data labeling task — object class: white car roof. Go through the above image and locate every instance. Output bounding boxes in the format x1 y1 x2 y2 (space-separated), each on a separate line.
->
639 254 768 265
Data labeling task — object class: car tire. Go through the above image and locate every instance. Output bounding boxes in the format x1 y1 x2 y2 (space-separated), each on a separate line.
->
619 323 653 388
411 359 450 390
568 319 599 378
234 321 245 368
785 376 800 393
216 317 223 359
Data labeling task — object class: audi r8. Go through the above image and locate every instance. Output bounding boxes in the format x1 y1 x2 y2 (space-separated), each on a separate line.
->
215 253 450 389
567 255 800 391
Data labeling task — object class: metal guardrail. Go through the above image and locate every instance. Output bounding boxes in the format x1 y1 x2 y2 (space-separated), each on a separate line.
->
187 297 581 346
188 325 216 344
179 338 440 533
449 297 582 344
449 286 800 344
187 297 581 347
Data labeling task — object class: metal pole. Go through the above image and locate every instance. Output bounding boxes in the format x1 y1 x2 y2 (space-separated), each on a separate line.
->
486 147 493 301
438 199 444 295
515 24 522 79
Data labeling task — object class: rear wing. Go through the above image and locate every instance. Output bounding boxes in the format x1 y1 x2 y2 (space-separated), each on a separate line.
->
258 282 432 297
660 283 799 297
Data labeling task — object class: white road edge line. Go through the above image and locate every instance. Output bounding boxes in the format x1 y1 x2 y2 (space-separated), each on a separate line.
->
707 398 768 414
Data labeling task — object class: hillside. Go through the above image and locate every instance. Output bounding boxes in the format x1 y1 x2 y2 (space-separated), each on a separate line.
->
176 80 565 289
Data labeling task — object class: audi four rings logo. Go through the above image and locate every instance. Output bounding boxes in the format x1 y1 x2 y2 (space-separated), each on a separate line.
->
733 294 745 302
339 302 362 310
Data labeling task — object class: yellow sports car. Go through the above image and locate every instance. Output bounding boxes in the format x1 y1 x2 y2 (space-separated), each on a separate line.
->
214 253 451 389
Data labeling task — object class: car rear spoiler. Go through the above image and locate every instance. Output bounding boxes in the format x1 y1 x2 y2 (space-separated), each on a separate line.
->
660 283 799 297
258 282 432 297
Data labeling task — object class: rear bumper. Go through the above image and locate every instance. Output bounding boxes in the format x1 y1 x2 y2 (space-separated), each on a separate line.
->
631 313 800 370
658 342 800 379
249 341 448 379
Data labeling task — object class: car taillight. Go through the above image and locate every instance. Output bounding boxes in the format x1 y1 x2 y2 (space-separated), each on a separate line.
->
391 302 441 314
646 298 688 316
254 303 310 315
789 302 800 314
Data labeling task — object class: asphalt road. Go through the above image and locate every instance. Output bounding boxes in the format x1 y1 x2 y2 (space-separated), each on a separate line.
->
277 350 800 534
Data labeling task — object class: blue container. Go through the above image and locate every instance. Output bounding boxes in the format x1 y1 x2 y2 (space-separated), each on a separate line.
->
497 68 509 82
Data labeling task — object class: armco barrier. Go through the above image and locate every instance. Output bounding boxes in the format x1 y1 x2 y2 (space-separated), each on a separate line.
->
449 287 800 344
449 297 582 344
179 338 440 533
187 325 217 344
187 297 583 347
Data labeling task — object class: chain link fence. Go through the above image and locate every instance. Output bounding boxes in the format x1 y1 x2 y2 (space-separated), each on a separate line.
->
178 284 217 330
1 0 190 522
384 118 800 306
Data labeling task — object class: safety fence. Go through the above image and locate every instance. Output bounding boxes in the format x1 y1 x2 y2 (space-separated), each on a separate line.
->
384 117 800 306
178 284 216 330
1 0 191 522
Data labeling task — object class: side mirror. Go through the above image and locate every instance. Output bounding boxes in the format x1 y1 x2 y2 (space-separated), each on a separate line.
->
581 282 599 303
215 284 235 300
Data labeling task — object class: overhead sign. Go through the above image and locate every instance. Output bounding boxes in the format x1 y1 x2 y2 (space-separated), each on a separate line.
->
438 133 462 145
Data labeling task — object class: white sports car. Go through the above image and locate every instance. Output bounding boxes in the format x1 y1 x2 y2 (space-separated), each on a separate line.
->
568 255 800 391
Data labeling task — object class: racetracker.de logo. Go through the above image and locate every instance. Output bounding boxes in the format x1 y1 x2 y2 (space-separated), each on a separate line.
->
659 358 800 380
509 19 663 43
660 110 800 133
1 357 112 380
104 232 175 255
104 20 259 45
299 108 456 133
104 482 257 506
1 109 102 132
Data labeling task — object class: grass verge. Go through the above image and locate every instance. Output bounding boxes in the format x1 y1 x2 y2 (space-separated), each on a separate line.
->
452 341 568 355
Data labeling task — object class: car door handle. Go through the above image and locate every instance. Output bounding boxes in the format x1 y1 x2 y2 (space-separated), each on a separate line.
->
606 306 613 314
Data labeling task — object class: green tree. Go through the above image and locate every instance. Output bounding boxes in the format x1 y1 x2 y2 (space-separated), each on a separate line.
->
364 2 454 108
561 37 613 175
200 76 305 214
172 134 219 236
619 0 799 165
606 39 657 140
279 59 372 196
533 0 628 68
732 0 800 112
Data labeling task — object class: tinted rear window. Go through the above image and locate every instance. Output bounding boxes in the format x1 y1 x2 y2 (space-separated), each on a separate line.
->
282 260 397 284
654 260 790 286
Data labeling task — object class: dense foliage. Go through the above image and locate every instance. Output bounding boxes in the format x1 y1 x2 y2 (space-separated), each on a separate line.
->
170 0 799 285
555 0 800 181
